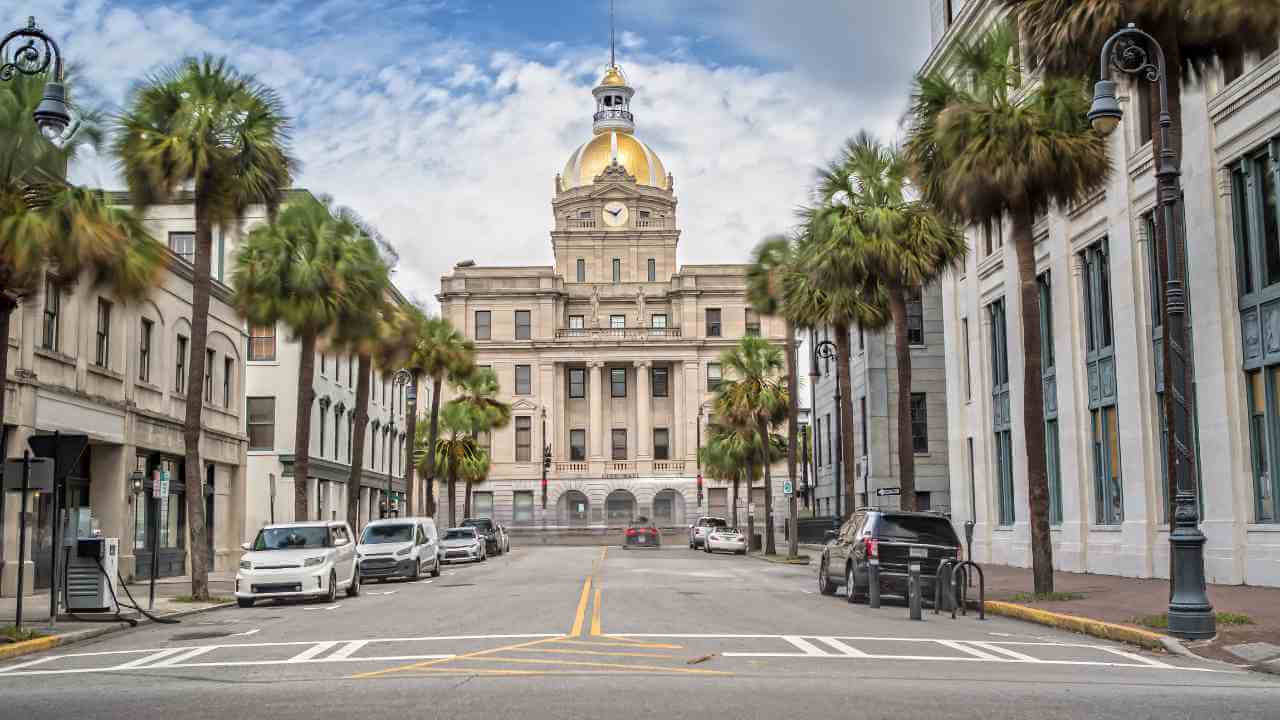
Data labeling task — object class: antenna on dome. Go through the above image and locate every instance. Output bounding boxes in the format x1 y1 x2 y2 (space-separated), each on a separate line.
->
610 0 616 67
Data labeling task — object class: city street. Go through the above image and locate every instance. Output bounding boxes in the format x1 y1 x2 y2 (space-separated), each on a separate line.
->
0 545 1274 719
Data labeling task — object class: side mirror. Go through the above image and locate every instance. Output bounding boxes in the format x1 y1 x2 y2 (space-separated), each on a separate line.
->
240 542 251 551
824 530 838 542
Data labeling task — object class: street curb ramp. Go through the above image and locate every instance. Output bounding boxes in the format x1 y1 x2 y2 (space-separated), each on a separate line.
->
0 601 235 663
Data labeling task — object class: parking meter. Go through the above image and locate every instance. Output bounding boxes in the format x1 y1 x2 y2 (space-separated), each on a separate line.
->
964 519 975 562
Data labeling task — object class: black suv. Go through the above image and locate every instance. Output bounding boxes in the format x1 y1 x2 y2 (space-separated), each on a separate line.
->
818 510 961 603
461 518 508 556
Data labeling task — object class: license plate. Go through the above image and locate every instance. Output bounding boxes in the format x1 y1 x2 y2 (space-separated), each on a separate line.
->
909 547 929 559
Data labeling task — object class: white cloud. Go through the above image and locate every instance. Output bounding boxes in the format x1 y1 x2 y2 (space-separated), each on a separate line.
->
5 0 918 310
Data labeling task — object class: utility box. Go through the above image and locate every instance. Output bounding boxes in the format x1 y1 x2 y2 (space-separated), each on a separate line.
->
65 537 119 613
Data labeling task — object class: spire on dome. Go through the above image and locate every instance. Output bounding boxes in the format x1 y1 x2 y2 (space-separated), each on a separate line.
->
592 0 635 134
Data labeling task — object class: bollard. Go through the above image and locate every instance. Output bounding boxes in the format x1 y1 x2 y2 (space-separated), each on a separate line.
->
908 561 922 620
868 559 881 609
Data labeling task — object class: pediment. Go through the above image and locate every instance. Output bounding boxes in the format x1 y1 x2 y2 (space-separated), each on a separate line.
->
510 399 540 411
583 182 646 201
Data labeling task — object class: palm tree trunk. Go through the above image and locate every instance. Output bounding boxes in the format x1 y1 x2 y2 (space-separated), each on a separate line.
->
424 376 443 517
888 288 916 511
182 197 213 600
447 466 458 529
759 417 776 556
347 354 372 533
785 320 799 557
832 324 857 518
1012 207 1054 595
463 480 473 519
403 371 418 517
731 477 740 529
0 299 13 445
293 332 318 520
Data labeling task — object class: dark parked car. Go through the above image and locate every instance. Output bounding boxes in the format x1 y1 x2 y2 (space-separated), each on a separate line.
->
461 517 509 556
623 516 660 549
818 510 961 603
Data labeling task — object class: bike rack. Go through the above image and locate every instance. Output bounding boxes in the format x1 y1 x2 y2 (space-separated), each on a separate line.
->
933 559 985 620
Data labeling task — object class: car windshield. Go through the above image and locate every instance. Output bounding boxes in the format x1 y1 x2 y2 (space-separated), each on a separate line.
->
361 524 414 545
716 528 739 534
463 519 494 531
252 526 330 551
444 529 476 540
700 518 727 527
876 516 958 546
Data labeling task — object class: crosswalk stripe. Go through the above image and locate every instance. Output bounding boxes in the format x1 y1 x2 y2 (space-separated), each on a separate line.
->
969 642 1043 662
113 648 187 669
327 641 368 661
816 637 868 657
286 641 340 663
1093 646 1175 669
151 646 219 667
781 636 829 656
937 640 1011 661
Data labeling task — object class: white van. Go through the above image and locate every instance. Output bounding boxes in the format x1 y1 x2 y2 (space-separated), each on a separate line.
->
357 517 440 581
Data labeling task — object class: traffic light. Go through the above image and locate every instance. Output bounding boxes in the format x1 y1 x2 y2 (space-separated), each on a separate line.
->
542 444 552 470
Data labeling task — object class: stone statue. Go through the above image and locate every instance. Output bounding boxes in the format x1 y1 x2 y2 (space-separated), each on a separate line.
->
590 284 601 327
636 286 647 325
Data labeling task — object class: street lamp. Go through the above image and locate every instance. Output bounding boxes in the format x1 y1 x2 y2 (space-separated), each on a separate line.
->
540 406 549 510
813 339 842 523
392 368 418 517
1091 23 1214 640
1 17 74 144
695 403 708 508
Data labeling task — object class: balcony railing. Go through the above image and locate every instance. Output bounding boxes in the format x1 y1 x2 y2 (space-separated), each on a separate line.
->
653 460 686 473
556 461 588 474
555 327 682 339
606 461 636 475
566 218 596 229
593 109 634 123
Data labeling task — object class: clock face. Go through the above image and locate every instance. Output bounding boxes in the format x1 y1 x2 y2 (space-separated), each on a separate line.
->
602 201 629 228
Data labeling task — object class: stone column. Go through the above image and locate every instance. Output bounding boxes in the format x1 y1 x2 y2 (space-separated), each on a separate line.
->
589 361 604 459
635 360 652 460
672 361 683 460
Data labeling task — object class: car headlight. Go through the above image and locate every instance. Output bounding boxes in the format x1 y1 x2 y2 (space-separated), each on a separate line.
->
239 560 252 570
395 547 411 557
304 556 325 567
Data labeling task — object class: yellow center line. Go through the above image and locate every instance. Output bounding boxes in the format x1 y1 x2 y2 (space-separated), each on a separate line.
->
350 636 564 679
590 587 603 636
462 655 732 676
569 576 593 637
559 639 686 650
510 647 676 659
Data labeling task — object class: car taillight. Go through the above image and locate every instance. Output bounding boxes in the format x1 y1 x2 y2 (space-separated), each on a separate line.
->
626 528 637 537
865 537 878 558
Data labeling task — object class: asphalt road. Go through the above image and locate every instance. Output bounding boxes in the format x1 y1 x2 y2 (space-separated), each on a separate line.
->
0 544 1276 719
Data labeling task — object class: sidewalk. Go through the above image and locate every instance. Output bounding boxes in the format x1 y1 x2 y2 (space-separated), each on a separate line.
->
0 574 235 659
979 565 1280 666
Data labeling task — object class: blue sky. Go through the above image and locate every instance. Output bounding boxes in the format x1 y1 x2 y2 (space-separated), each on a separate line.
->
3 0 932 305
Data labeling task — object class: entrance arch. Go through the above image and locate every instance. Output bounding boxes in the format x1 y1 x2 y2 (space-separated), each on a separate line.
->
651 489 687 527
558 490 591 526
605 489 637 526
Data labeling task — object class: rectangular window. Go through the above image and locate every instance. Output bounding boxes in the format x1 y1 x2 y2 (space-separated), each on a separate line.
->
319 406 328 457
651 366 669 397
1081 242 1114 353
319 352 327 377
348 354 355 388
612 429 627 460
570 429 586 461
990 298 1015 526
653 428 670 460
906 285 924 345
475 310 491 340
1136 81 1153 146
1039 271 1062 525
1248 369 1277 523
610 314 625 330
814 417 823 468
515 310 531 340
825 413 832 465
707 363 721 391
472 491 494 518
41 276 60 351
569 315 585 334
568 368 586 398
513 491 534 523
650 314 666 329
516 364 532 395
611 367 627 397
860 396 869 464
223 357 233 407
204 349 215 402
139 318 153 382
175 335 188 393
1092 405 1123 525
576 258 586 282
706 309 722 337
1046 419 1063 525
95 299 112 367
168 231 195 264
612 258 621 283
647 258 656 282
745 308 760 337
961 318 971 401
1038 274 1056 369
247 397 275 450
515 416 531 462
249 325 276 361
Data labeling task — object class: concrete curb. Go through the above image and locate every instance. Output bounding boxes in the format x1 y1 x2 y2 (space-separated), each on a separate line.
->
749 552 811 566
984 600 1174 652
0 600 234 663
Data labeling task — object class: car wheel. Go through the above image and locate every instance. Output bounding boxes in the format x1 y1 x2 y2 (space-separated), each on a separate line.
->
237 598 254 609
847 564 868 603
347 568 361 597
431 557 441 577
818 559 836 596
410 557 421 581
325 570 338 603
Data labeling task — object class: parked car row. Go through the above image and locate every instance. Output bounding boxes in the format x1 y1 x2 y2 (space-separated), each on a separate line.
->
687 516 747 555
234 516 511 608
817 509 961 604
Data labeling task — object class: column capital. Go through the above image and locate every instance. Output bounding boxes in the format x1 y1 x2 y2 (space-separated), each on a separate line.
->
588 360 606 369
633 359 652 369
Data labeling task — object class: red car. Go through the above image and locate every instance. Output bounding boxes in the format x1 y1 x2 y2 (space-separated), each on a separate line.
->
623 516 660 548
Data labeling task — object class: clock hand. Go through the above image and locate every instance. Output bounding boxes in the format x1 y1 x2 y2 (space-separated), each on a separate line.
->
607 207 622 216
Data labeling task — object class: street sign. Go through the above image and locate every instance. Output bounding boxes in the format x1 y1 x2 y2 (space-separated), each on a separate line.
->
782 480 794 495
3 458 53 491
155 469 171 499
875 487 901 497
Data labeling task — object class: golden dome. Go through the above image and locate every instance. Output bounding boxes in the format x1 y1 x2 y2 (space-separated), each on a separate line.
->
601 65 627 87
561 131 667 191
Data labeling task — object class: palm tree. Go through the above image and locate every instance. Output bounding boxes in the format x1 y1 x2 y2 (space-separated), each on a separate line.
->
0 73 161 442
783 223 887 518
114 55 294 600
232 194 385 521
905 23 1110 594
332 293 394 532
451 367 511 518
811 132 966 511
716 336 789 554
747 235 804 555
417 403 486 529
414 317 476 518
700 424 785 530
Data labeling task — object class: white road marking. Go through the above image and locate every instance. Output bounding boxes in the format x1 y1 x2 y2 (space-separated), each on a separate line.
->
303 604 341 611
816 637 869 657
0 656 57 673
230 628 260 637
1094 646 1176 669
114 648 187 669
287 641 340 663
782 636 828 656
327 640 368 660
936 640 1012 662
369 591 397 596
151 646 218 667
969 642 1043 662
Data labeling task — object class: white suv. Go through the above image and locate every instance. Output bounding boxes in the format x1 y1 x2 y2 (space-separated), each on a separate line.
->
358 517 440 581
688 516 728 549
236 521 360 608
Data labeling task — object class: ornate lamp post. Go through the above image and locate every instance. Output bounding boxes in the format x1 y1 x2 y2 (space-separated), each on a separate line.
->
392 368 418 517
1089 24 1214 640
541 406 549 509
814 339 842 524
1 17 74 143
695 403 708 508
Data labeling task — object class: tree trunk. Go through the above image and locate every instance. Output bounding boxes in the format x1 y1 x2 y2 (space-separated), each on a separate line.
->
759 417 776 556
447 465 458 529
423 376 443 518
0 300 12 447
347 354 372 534
832 324 857 518
404 371 418 517
785 320 799 557
888 288 916 512
463 480 473 519
1012 207 1054 595
182 196 213 600
731 476 740 529
293 332 318 521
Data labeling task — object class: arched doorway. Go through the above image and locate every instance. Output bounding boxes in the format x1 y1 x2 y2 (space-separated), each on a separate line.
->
559 490 590 526
605 489 637 526
651 489 686 527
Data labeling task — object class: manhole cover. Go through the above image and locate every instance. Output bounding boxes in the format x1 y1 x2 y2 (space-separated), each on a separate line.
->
169 631 233 641
438 583 476 588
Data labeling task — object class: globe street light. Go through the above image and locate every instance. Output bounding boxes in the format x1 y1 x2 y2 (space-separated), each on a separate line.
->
1091 23 1214 640
1 17 73 143
392 368 418 517
813 339 843 523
